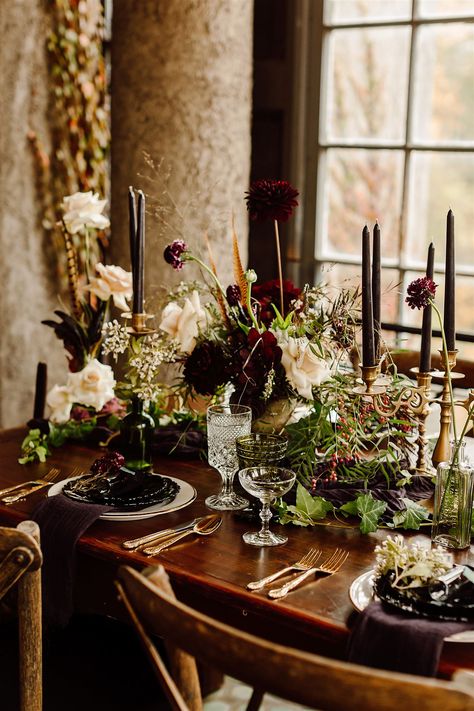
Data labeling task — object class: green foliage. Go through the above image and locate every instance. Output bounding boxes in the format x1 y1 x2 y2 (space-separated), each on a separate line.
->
18 430 50 464
277 483 333 527
340 493 387 533
391 498 431 530
18 418 98 465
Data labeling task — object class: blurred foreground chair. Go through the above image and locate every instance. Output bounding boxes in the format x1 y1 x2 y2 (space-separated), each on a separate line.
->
0 521 42 711
116 564 474 711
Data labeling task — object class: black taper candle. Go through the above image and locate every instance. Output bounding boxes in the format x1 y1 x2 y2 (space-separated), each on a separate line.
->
362 226 375 366
372 222 381 360
443 209 455 351
134 190 145 314
33 362 48 419
419 243 435 373
128 187 137 311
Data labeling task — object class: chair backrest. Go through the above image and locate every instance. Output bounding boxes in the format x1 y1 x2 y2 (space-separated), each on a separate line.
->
116 564 474 711
0 521 43 711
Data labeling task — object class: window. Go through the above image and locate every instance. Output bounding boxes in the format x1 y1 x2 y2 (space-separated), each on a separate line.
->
288 0 474 358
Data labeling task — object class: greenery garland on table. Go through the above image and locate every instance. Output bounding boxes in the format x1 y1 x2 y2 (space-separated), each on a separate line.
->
28 0 110 293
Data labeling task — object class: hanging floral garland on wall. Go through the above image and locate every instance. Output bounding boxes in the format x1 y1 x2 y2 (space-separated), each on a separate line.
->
28 0 110 293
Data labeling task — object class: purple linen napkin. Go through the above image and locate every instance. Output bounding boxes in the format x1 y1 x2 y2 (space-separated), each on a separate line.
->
32 494 110 627
347 600 474 677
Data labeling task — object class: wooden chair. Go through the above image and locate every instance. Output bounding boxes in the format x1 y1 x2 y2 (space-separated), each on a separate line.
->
116 564 474 711
0 521 43 711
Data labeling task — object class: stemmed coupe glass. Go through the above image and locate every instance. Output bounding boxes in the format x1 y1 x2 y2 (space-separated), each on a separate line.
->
238 466 296 546
206 404 252 511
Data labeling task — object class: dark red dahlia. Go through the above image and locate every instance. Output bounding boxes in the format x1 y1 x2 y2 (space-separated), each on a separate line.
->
164 240 188 270
183 341 230 396
252 279 301 325
245 179 299 222
90 451 125 476
406 277 437 310
226 284 242 306
229 328 282 402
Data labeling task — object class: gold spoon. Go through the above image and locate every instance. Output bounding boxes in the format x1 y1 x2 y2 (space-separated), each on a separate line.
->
142 515 222 556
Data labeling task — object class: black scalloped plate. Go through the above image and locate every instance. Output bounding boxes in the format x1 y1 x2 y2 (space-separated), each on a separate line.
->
63 474 180 510
374 573 474 622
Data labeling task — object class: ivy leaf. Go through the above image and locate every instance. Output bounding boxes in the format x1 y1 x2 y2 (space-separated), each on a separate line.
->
340 493 386 533
392 498 430 530
295 483 333 520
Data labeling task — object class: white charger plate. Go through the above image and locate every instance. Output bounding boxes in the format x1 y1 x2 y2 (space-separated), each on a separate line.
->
349 570 474 643
48 474 197 522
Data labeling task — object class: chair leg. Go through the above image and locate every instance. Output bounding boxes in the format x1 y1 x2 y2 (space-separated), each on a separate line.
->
17 521 42 711
145 567 203 711
246 688 264 711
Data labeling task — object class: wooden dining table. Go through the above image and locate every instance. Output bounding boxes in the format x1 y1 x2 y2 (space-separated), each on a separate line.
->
1 427 473 678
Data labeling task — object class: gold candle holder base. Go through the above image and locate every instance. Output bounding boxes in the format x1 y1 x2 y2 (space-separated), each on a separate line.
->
127 312 156 337
353 364 386 395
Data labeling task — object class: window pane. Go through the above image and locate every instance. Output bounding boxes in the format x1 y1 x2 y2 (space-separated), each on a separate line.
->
406 152 474 267
321 148 404 259
412 23 474 143
325 27 410 142
417 0 474 18
325 0 411 24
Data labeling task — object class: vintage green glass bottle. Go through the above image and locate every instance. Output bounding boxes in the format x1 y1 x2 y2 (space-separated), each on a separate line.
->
119 397 154 472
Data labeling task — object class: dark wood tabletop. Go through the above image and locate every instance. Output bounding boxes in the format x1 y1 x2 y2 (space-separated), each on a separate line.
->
1 428 473 677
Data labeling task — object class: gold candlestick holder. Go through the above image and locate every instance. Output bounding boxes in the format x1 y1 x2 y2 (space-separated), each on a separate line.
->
353 361 433 475
353 364 386 395
127 312 156 337
431 349 465 468
409 368 434 476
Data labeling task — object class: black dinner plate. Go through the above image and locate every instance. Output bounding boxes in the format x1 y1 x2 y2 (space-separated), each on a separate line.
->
63 472 180 511
374 573 474 622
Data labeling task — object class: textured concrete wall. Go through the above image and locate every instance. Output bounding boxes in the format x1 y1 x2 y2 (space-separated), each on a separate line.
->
111 0 254 309
0 1 64 427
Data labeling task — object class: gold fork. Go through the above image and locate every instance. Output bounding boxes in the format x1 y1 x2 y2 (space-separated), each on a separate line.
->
1 466 70 504
268 548 349 599
0 467 61 501
246 548 322 591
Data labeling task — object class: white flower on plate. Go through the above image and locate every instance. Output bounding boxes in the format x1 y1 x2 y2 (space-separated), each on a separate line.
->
85 263 133 311
159 290 207 353
46 384 73 424
276 333 331 400
67 359 116 411
62 191 110 234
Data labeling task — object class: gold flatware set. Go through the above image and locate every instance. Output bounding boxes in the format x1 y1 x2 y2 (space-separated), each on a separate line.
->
248 547 349 599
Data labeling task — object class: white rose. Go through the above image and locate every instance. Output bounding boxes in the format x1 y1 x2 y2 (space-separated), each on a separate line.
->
278 334 331 400
67 359 116 411
85 263 133 311
46 384 73 424
159 291 207 353
62 191 110 234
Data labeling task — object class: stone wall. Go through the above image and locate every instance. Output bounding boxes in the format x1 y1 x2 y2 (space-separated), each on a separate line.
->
0 1 64 428
110 0 254 311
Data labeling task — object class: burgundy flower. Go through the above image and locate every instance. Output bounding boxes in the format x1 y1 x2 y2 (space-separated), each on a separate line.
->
405 277 437 310
226 284 242 306
252 279 301 325
90 451 125 476
183 341 230 396
245 179 299 222
247 328 282 366
164 240 188 270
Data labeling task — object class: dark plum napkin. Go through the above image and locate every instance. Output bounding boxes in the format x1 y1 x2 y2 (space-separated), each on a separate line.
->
32 494 110 627
347 600 474 676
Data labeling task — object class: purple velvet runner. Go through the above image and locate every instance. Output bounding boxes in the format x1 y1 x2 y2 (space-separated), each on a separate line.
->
347 600 474 676
32 494 110 627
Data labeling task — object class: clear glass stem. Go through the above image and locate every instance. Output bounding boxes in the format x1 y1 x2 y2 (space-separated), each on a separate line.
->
220 471 235 497
259 498 272 538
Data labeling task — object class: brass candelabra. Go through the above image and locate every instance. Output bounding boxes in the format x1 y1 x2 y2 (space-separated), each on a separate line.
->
128 311 156 337
355 361 433 476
